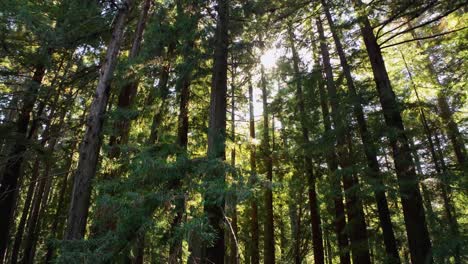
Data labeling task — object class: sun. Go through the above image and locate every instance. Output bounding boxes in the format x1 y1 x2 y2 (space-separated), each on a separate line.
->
260 48 278 69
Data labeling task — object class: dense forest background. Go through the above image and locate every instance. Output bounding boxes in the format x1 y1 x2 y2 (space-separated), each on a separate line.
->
0 0 467 263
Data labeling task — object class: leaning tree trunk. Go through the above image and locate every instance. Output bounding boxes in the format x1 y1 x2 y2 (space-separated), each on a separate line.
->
203 0 229 263
0 52 49 262
353 1 433 263
321 2 400 262
64 0 133 240
288 24 325 264
316 16 371 264
108 0 151 157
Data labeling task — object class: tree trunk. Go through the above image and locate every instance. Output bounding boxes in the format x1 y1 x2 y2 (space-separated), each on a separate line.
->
316 16 371 264
248 81 260 264
353 1 433 262
9 159 40 264
228 61 239 264
108 0 151 157
0 59 47 262
287 24 325 264
44 144 76 263
203 0 229 262
260 65 275 264
321 2 400 262
64 0 133 240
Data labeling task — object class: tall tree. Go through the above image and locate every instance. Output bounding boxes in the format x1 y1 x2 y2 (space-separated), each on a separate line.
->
352 1 433 262
203 0 229 262
260 64 275 264
65 0 134 240
287 23 325 264
320 1 400 262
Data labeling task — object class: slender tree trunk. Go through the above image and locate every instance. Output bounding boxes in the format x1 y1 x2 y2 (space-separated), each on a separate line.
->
65 0 133 240
108 0 151 157
169 2 197 259
228 62 239 264
44 144 76 263
353 1 433 262
310 23 351 264
316 16 371 264
321 2 400 262
260 65 275 264
9 159 40 264
203 0 229 262
248 81 260 264
287 24 325 264
0 59 47 262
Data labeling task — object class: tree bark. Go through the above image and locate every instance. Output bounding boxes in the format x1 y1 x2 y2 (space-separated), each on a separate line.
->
203 0 229 262
353 1 433 262
64 0 133 240
321 2 400 262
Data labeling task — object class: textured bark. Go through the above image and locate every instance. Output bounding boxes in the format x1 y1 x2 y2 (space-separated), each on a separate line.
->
321 2 400 262
0 60 47 262
353 1 433 262
260 65 275 264
65 0 133 240
203 0 229 262
288 25 325 264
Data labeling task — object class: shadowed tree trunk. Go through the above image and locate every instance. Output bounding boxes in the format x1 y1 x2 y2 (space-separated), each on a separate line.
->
353 1 433 262
309 23 351 264
316 16 371 264
0 53 48 262
260 64 275 264
64 0 133 240
108 0 151 157
321 2 400 262
9 159 40 264
248 80 260 264
288 24 325 264
203 0 229 262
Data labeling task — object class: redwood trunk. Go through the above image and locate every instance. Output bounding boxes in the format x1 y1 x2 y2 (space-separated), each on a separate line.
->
204 0 229 262
65 1 133 240
353 1 433 262
321 2 400 262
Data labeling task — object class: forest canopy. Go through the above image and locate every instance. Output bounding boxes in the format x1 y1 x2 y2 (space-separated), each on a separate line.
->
0 0 467 263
